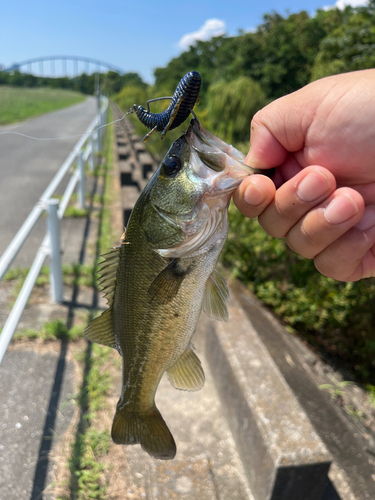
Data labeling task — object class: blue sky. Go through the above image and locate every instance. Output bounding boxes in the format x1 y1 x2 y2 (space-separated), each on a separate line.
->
1 0 367 84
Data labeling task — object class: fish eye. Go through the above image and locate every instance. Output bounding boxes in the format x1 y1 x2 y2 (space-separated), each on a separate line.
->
163 156 182 176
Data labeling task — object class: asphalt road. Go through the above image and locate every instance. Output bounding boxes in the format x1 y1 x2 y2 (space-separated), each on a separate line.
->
0 97 97 267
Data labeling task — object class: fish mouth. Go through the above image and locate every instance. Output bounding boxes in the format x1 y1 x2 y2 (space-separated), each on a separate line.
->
185 118 255 195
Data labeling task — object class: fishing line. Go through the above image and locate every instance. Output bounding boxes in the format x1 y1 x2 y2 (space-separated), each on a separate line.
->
0 111 134 141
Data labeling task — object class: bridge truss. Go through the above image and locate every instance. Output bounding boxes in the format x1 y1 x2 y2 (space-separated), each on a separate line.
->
3 55 123 76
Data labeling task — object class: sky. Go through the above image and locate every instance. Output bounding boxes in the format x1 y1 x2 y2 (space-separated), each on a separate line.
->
0 0 368 84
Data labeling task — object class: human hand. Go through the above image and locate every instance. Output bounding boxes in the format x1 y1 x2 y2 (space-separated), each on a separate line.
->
233 69 375 281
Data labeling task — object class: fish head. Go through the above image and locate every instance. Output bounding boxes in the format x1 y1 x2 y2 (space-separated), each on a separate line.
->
143 118 255 258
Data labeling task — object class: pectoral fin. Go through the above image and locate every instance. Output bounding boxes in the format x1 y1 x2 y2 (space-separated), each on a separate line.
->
202 269 230 322
84 307 117 349
147 259 190 305
167 345 205 391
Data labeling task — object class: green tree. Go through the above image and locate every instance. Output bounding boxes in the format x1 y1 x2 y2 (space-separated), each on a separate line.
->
311 1 375 80
207 76 267 145
115 85 150 112
103 71 147 95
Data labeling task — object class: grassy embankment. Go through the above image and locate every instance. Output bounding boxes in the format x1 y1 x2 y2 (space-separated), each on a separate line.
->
0 86 86 125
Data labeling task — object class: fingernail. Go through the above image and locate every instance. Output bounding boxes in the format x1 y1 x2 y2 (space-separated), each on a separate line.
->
325 194 359 225
297 170 331 202
355 206 375 231
244 179 267 206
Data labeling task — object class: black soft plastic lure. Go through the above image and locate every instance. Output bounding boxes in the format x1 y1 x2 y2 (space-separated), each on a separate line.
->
131 71 201 142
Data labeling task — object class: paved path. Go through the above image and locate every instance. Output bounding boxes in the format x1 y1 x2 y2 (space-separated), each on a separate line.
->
0 346 76 500
0 97 97 267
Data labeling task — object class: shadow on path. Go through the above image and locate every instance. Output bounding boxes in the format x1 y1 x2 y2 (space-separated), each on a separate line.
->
30 167 103 500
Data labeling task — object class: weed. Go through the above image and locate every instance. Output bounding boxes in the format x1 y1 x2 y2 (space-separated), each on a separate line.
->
14 319 85 342
69 344 112 499
366 384 375 409
319 381 354 404
3 267 29 281
62 263 96 288
344 405 365 421
63 206 90 218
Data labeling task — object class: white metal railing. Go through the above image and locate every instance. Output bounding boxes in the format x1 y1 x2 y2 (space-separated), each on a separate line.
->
0 96 108 364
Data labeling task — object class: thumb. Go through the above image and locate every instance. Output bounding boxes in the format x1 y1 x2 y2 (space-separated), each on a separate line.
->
245 91 312 170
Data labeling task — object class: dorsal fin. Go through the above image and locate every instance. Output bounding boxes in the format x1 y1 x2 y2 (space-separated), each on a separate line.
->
97 247 120 307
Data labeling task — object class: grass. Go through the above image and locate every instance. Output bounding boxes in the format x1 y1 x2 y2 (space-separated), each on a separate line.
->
14 319 85 342
0 86 86 125
3 263 97 296
63 206 90 218
97 111 117 253
67 344 112 500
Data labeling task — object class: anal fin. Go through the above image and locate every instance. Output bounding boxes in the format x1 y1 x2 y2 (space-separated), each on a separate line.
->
167 345 205 391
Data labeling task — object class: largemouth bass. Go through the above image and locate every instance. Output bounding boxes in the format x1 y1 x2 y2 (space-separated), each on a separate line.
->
85 118 259 460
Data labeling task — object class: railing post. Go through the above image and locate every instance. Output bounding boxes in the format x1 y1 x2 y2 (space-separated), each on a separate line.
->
46 199 63 303
77 150 85 208
89 133 95 171
97 117 102 152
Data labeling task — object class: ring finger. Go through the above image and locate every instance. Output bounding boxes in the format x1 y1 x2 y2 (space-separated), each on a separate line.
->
286 187 365 259
258 166 336 238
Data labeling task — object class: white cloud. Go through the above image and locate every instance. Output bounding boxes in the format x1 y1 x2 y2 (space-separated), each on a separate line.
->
178 19 226 51
323 0 368 10
335 0 368 7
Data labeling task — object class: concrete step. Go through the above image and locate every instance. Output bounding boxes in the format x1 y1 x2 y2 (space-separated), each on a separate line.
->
118 160 133 173
147 454 217 499
134 142 146 154
137 151 156 180
206 291 332 500
121 185 140 226
117 146 131 159
232 281 375 500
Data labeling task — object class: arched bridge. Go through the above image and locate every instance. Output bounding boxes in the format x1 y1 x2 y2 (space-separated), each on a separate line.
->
3 56 124 76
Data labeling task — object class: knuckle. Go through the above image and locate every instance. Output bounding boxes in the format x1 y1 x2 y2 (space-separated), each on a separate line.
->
286 224 320 259
258 215 287 238
251 110 264 127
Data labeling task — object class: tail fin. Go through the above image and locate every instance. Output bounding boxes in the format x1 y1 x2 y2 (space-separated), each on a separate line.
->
111 405 176 460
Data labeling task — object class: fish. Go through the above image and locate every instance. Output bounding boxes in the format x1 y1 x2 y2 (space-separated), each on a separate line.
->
84 117 260 460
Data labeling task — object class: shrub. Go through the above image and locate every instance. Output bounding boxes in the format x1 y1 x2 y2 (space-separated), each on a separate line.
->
222 203 375 382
